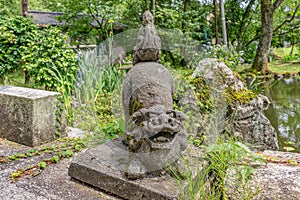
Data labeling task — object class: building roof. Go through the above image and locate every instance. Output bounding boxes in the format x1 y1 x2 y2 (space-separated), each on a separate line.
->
29 10 65 26
28 10 127 30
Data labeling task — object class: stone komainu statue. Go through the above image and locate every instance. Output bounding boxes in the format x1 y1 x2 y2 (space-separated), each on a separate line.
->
122 11 187 179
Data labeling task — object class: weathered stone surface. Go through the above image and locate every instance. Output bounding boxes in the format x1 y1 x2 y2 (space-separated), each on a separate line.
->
123 104 188 179
0 86 66 147
192 58 278 150
192 58 244 92
232 95 278 151
0 129 119 200
133 11 161 64
122 62 175 124
68 141 201 200
225 150 300 200
122 61 186 179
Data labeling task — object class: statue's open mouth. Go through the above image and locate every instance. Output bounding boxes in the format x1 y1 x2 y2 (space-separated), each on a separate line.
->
149 131 175 143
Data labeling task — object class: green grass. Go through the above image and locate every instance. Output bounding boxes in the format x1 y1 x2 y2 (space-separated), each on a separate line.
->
272 47 299 58
170 138 265 200
269 61 300 74
268 47 300 74
0 70 32 87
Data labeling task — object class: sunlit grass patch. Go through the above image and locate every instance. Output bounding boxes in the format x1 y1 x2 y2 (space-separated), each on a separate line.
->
272 47 299 58
269 61 300 74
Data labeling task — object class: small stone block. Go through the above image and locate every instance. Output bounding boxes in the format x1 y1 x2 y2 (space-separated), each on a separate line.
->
0 86 66 146
68 140 201 200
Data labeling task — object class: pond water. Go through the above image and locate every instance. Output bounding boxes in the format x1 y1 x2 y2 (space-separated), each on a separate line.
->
264 77 300 152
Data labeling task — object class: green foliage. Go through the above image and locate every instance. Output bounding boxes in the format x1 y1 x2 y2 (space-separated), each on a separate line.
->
101 118 124 139
204 44 244 69
169 139 265 200
29 28 78 90
283 54 300 62
38 161 47 169
0 16 78 89
1 18 78 87
199 140 265 199
72 89 125 143
0 16 38 78
225 1 260 47
242 41 258 63
11 170 23 181
0 16 78 123
122 0 213 42
0 0 21 16
51 156 59 163
8 155 18 161
0 0 49 16
74 49 125 104
64 149 74 158
54 0 123 44
246 76 265 94
273 0 300 47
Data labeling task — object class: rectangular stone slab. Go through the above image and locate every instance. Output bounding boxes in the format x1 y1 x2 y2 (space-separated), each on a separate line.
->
0 86 66 146
68 140 201 200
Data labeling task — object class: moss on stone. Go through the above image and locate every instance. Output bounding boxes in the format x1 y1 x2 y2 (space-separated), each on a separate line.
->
187 74 213 111
129 99 144 116
225 87 256 104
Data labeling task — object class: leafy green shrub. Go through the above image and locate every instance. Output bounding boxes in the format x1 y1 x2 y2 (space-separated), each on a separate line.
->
204 44 243 69
283 54 300 62
0 16 38 78
28 28 79 90
0 15 78 89
0 16 79 123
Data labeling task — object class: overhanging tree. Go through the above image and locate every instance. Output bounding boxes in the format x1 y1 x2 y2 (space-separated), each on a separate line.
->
252 0 300 73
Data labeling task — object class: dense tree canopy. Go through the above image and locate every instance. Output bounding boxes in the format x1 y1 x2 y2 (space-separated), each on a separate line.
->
1 0 300 72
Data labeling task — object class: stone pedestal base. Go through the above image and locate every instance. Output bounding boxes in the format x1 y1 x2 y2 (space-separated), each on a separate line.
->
0 86 66 147
68 140 201 200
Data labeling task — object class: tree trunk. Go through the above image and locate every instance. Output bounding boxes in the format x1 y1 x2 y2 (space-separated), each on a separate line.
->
252 0 284 73
24 71 30 85
219 0 227 46
182 0 190 32
151 0 155 17
213 0 218 44
236 0 255 50
252 3 274 73
22 0 30 84
22 0 28 17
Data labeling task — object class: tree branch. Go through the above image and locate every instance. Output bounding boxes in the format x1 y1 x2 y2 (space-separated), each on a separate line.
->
86 3 105 32
245 34 260 47
273 4 300 34
273 0 284 10
237 0 255 41
276 25 300 36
